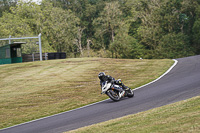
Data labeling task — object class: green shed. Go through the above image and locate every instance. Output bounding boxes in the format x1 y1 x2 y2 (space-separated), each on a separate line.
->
0 42 26 65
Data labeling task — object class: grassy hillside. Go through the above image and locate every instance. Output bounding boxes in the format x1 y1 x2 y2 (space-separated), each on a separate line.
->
0 58 173 129
68 96 200 133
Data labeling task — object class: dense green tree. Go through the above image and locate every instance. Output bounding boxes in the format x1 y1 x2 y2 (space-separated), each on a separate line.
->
0 0 199 58
11 0 41 34
192 11 200 53
127 0 199 58
110 31 144 59
0 0 17 17
40 1 80 53
93 1 123 49
0 0 80 54
0 12 32 37
159 33 194 58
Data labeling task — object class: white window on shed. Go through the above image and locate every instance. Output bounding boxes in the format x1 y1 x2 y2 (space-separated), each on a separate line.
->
5 48 10 58
17 48 21 57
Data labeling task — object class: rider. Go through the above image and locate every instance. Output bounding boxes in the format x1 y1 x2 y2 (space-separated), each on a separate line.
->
98 72 130 97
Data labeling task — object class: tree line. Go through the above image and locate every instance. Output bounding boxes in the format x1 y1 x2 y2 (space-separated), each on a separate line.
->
0 0 200 59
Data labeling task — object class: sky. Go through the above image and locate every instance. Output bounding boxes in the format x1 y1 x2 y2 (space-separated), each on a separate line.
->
22 0 42 4
31 0 42 3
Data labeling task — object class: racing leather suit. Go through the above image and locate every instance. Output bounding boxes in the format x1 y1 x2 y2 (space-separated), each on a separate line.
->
99 75 128 90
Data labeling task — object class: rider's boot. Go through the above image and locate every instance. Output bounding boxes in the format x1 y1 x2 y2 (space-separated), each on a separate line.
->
122 84 131 91
125 87 131 91
122 84 129 90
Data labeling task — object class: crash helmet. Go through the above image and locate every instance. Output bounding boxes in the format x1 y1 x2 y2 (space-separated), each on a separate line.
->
116 79 122 85
98 72 105 80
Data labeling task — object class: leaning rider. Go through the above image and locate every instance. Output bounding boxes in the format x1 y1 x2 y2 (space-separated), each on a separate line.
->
98 72 130 97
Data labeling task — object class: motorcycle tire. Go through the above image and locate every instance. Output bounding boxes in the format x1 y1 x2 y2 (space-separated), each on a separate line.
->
127 89 134 98
107 90 120 102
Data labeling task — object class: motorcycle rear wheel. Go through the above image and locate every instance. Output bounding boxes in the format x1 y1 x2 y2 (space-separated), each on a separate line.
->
107 90 120 102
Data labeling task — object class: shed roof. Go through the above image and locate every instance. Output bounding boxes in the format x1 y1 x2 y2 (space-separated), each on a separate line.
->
10 42 26 46
0 42 26 48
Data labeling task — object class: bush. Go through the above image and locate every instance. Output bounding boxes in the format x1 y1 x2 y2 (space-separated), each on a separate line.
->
158 33 194 58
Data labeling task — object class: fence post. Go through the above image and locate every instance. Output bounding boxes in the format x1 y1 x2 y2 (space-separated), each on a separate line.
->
9 35 11 44
44 53 47 60
32 53 35 62
38 33 42 61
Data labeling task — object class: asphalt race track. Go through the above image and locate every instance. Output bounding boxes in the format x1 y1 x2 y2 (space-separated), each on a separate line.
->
1 55 200 133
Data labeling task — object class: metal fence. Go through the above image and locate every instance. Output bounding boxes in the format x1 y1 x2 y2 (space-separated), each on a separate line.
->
22 52 66 62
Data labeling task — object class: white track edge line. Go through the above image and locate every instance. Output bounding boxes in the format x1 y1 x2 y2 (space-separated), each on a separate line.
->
134 59 178 91
0 59 178 131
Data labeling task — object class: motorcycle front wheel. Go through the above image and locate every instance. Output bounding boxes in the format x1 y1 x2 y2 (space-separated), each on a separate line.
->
106 90 120 102
127 89 134 98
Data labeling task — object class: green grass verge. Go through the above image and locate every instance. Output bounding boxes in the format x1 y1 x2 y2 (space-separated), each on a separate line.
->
68 96 200 133
0 58 173 129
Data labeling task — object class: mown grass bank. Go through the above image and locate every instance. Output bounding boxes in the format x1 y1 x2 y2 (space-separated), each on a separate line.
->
0 58 173 129
68 96 200 133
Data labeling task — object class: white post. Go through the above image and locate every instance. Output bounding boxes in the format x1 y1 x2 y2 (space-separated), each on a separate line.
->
45 53 48 60
9 35 11 44
32 53 35 62
38 33 42 61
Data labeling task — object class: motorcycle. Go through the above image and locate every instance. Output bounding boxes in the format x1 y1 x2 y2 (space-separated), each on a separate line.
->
101 81 134 101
